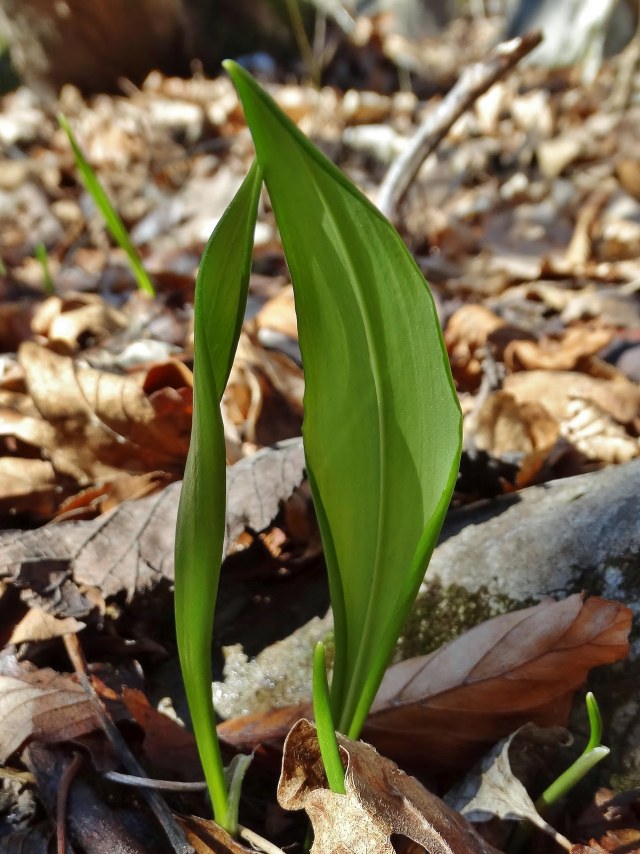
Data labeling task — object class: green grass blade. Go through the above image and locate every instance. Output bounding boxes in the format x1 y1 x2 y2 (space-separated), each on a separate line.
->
58 114 156 297
174 160 262 832
224 61 462 739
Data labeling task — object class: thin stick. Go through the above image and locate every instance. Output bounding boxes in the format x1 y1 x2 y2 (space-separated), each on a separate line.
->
104 771 208 792
63 634 195 854
238 824 287 854
57 752 82 854
376 32 543 220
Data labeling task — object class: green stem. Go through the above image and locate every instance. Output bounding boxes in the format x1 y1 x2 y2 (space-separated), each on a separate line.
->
313 642 345 794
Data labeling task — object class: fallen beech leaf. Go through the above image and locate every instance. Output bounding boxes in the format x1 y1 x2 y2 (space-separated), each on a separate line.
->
18 341 191 484
54 470 170 521
31 293 127 353
445 305 505 389
561 399 639 463
503 370 640 425
254 285 298 340
177 814 255 853
459 725 574 849
364 595 630 774
0 457 57 518
122 687 201 779
8 607 84 645
0 656 98 762
0 438 306 600
504 328 613 372
277 719 500 854
473 391 559 456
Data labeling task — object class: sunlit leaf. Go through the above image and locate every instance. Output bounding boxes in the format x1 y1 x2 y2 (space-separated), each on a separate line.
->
174 160 262 830
224 62 462 738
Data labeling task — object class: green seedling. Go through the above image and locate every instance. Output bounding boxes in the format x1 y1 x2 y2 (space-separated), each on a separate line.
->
313 641 346 795
537 692 609 810
174 63 461 831
35 243 54 294
59 114 156 297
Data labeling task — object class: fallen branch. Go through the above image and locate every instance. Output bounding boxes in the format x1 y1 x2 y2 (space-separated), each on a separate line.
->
377 32 543 220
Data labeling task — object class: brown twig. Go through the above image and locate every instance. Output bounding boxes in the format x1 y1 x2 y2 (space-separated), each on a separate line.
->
376 32 543 220
63 634 195 854
57 752 82 854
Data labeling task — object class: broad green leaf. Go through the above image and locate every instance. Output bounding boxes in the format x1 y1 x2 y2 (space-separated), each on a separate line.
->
174 161 262 831
225 62 462 739
59 114 156 297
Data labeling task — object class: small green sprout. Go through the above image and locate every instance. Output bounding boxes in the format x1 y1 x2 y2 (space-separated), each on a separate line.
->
59 114 156 297
35 243 54 295
537 692 609 810
313 642 345 795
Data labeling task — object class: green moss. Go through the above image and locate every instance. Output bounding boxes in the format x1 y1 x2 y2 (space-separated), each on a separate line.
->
395 582 527 661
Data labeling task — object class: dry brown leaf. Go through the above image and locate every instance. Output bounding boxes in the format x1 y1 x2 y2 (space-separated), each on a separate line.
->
458 725 574 849
504 328 613 372
561 399 640 463
8 608 85 645
254 286 298 340
177 815 255 854
0 438 306 600
54 470 170 521
503 370 640 425
445 305 506 389
15 341 191 484
31 293 127 353
0 457 58 519
0 656 98 763
122 687 201 779
277 719 500 854
364 595 631 775
473 391 559 456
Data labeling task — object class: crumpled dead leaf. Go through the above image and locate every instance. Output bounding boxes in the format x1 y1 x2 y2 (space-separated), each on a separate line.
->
0 438 306 601
22 341 192 476
504 327 612 372
277 718 500 854
31 292 127 353
456 724 575 850
503 370 640 425
0 656 98 763
472 390 559 456
363 595 630 775
8 607 84 645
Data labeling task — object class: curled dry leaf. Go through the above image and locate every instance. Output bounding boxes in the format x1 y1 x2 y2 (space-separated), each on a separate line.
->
504 328 613 373
31 293 127 353
561 399 640 464
277 719 500 854
177 814 256 854
472 391 559 457
8 607 84 645
12 341 192 487
364 595 630 775
503 370 640 426
445 305 506 389
0 656 98 763
457 724 574 849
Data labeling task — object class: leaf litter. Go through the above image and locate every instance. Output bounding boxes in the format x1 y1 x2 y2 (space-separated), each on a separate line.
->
0 3 639 851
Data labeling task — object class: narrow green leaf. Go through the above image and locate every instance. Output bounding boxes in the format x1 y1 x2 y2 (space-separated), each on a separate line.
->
313 641 346 794
174 160 262 832
224 62 462 738
59 114 156 297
